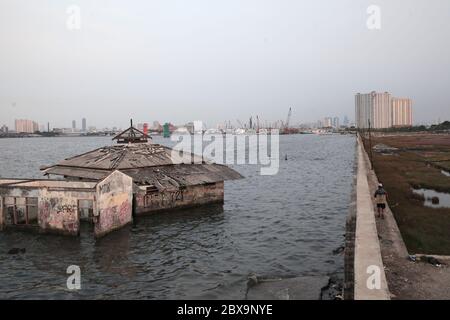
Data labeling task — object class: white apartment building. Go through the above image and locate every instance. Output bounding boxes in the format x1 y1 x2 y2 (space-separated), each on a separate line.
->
355 92 413 129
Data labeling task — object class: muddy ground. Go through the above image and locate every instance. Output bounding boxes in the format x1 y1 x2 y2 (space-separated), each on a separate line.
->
363 133 450 254
361 134 450 299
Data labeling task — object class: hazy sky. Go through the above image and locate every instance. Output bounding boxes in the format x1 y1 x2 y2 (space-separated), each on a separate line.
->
1 0 449 129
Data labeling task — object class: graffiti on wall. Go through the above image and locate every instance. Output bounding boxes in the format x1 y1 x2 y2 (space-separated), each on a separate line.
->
39 198 79 234
95 171 133 237
56 204 77 215
98 193 131 230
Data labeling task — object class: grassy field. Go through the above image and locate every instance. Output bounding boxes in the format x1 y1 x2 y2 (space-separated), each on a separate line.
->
363 133 450 255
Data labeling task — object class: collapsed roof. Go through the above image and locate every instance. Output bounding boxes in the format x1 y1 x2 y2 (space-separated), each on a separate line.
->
41 124 242 189
42 143 203 171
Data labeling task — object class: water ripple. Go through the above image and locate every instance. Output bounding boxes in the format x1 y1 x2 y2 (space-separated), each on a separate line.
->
0 134 355 299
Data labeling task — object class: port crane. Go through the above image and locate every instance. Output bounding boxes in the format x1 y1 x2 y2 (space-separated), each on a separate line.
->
281 107 293 134
285 107 292 129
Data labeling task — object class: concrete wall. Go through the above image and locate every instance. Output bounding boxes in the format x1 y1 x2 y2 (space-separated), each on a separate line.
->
1 174 223 236
344 143 358 300
0 197 3 230
38 189 94 236
95 171 133 238
0 186 95 235
0 173 133 238
354 136 390 300
135 182 224 214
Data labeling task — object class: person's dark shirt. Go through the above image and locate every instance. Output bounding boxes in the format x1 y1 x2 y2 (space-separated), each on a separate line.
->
374 188 387 197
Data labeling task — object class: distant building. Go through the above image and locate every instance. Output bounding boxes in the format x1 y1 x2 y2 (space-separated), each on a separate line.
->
15 119 39 133
82 118 87 132
152 121 163 132
72 120 77 132
53 128 73 134
355 92 391 129
143 123 149 135
185 122 195 134
355 91 413 129
0 125 8 133
333 117 340 128
391 98 413 127
343 116 350 127
323 117 333 128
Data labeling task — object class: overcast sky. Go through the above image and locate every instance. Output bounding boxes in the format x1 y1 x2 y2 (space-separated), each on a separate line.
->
1 0 449 129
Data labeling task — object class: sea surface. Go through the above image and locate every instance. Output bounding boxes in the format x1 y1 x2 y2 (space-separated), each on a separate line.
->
0 134 355 299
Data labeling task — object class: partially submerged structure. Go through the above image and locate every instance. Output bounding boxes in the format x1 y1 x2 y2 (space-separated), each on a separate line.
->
0 171 133 237
0 122 242 237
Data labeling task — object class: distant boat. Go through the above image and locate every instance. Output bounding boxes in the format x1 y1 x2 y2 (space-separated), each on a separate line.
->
173 127 190 134
234 128 246 135
312 129 333 135
205 128 221 135
258 128 268 135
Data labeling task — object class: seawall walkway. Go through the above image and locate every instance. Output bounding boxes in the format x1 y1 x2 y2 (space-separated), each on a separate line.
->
354 137 390 300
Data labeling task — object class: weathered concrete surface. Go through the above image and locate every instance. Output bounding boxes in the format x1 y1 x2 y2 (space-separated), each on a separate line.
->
0 174 134 238
0 197 3 230
39 189 94 236
0 181 96 236
354 137 390 300
362 142 450 299
95 171 133 238
344 143 358 300
246 276 330 300
136 182 224 214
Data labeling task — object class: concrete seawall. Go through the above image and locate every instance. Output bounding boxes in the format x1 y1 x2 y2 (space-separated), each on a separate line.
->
353 137 390 300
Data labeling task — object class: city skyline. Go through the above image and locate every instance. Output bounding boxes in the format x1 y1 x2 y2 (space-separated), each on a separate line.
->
3 113 355 132
1 1 450 128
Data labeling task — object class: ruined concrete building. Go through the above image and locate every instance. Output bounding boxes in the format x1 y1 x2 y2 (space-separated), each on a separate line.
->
0 123 242 237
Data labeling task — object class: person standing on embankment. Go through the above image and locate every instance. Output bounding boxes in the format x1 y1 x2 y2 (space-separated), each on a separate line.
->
374 183 388 219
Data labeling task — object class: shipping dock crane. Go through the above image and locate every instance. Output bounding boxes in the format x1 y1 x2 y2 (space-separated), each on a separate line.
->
281 107 292 134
